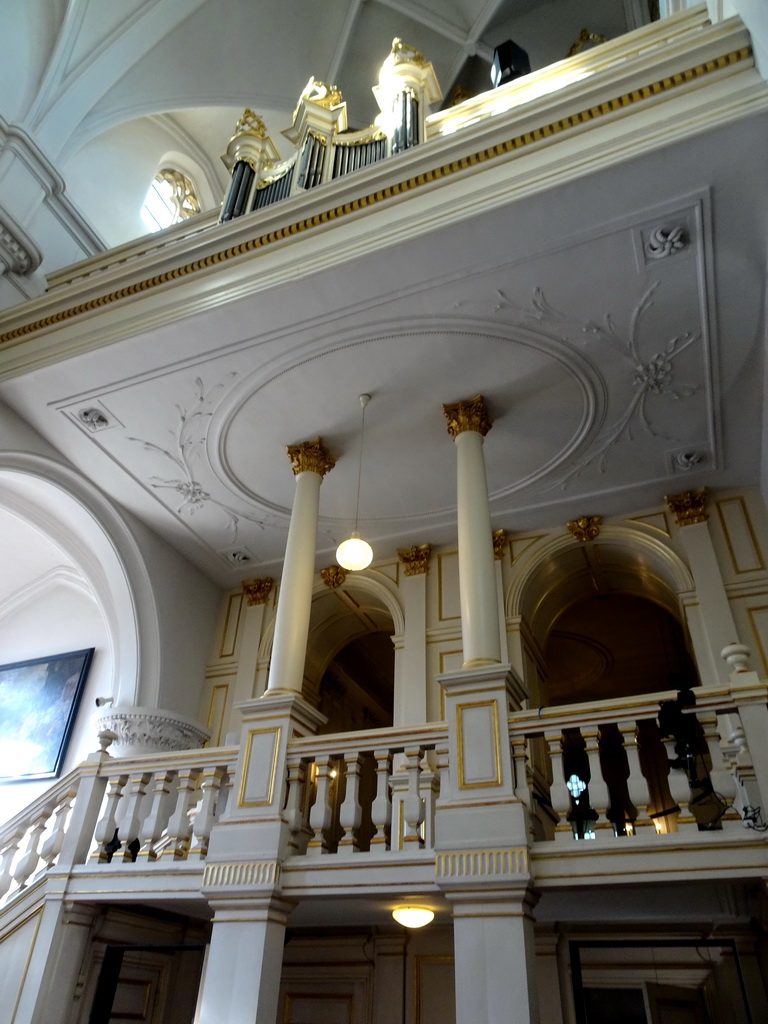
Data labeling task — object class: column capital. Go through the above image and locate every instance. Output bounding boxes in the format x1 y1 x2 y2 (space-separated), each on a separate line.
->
567 515 601 542
442 394 492 437
666 487 708 526
398 543 432 575
321 565 347 588
242 576 274 605
286 437 336 477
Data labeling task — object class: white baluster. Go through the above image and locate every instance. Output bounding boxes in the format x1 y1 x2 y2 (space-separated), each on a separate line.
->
419 758 440 850
584 729 610 835
138 770 176 860
40 789 76 868
284 756 310 855
697 713 736 828
92 773 128 862
307 756 335 855
0 832 23 899
402 746 425 847
189 766 224 860
370 749 393 849
617 721 650 832
338 753 363 852
544 730 571 835
118 772 153 861
164 768 200 859
661 737 695 833
12 810 50 889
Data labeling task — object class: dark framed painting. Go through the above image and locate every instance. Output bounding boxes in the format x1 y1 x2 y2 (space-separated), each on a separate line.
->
0 648 94 782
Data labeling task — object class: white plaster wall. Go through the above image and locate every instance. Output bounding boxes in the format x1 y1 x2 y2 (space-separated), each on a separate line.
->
0 582 110 825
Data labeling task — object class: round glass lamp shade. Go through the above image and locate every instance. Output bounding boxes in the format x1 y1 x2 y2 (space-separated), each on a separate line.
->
392 907 434 929
336 533 373 571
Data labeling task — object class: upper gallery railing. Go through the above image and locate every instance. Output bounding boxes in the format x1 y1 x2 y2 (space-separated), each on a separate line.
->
1 674 766 909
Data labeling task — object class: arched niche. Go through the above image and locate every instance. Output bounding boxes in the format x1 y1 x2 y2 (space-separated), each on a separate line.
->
505 525 697 706
303 572 402 734
0 454 160 708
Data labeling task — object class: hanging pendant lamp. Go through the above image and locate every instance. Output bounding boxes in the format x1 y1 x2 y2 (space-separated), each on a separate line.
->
336 394 373 571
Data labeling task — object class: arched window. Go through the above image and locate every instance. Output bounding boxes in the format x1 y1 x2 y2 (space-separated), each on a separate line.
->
140 168 200 232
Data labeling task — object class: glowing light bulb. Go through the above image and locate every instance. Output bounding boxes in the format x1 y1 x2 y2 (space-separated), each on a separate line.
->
336 533 373 571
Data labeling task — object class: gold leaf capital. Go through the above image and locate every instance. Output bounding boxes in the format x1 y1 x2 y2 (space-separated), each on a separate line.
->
442 395 492 437
567 515 601 542
398 544 432 576
242 577 274 606
666 488 708 526
321 565 347 589
492 529 508 560
286 437 336 477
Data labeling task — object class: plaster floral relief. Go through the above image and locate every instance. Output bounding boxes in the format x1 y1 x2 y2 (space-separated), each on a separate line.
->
128 375 277 541
491 282 701 487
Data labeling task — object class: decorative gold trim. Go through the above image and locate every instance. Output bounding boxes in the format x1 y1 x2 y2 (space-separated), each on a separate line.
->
715 497 765 573
2 47 751 346
321 565 347 588
745 605 768 676
666 488 708 526
398 543 432 576
237 726 282 807
286 437 336 477
567 28 608 58
206 683 229 746
391 37 429 68
414 955 455 1024
231 108 268 140
243 576 274 605
219 592 244 659
492 529 508 560
456 700 502 789
567 515 601 542
435 847 529 877
442 394 492 437
202 859 280 888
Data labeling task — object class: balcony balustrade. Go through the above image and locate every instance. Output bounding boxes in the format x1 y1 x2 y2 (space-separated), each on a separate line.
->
1 679 766 913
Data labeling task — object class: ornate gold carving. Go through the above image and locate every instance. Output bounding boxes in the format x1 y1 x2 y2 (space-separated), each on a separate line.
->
286 437 336 477
1 48 750 347
300 78 343 109
567 515 601 542
567 28 608 58
492 529 508 560
232 108 268 139
321 565 347 588
442 395 492 437
666 488 708 526
398 544 432 576
391 37 429 67
242 577 274 605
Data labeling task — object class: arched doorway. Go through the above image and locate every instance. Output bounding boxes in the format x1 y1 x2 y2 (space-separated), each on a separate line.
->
544 592 699 707
304 576 400 735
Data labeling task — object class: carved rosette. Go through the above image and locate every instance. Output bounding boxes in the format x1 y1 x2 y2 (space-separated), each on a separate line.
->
442 395 492 437
666 488 708 526
286 437 336 477
492 529 508 560
321 565 347 588
398 544 432 576
567 515 601 542
95 706 210 757
243 577 274 606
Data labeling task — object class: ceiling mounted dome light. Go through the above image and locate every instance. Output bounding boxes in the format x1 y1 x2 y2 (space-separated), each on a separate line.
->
336 394 373 571
392 907 434 929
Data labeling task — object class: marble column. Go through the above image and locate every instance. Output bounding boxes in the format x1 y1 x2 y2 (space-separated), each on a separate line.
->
443 395 501 668
266 438 335 696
